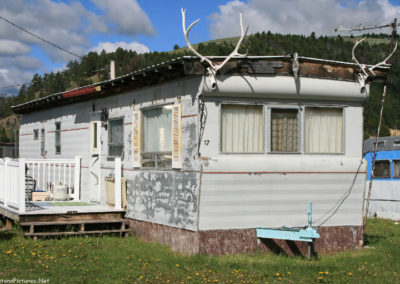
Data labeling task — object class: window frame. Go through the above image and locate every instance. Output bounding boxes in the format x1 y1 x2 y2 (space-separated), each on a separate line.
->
107 117 124 158
40 128 45 157
303 106 345 155
140 104 173 168
55 122 61 155
268 105 301 154
220 103 265 154
373 159 391 179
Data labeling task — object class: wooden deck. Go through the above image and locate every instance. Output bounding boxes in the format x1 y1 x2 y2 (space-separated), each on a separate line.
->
0 201 129 237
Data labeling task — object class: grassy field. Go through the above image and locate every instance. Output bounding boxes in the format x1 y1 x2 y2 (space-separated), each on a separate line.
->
0 218 398 283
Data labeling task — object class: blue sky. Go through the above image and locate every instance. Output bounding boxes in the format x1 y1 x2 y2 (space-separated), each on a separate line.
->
1 0 400 95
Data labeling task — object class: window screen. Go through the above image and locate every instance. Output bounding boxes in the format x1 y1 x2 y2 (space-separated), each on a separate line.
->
40 129 45 157
108 118 123 157
55 122 61 154
33 129 38 140
221 105 263 153
271 109 298 152
305 108 344 153
373 160 391 179
393 160 400 178
142 106 172 168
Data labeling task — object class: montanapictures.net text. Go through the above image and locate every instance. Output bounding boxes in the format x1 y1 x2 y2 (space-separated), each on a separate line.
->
0 279 49 283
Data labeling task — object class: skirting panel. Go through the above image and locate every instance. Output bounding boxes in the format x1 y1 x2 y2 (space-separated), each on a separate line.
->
127 218 362 256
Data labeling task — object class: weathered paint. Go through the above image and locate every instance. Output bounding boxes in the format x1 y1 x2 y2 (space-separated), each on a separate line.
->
19 77 203 231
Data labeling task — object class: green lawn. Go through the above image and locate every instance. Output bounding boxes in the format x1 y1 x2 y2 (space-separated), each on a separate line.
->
0 218 398 283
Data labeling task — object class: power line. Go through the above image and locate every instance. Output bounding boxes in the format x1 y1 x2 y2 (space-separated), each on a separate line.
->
334 21 400 33
0 15 82 59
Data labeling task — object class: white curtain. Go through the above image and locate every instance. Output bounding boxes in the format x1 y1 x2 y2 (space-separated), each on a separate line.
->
305 108 343 153
222 105 263 152
143 107 172 153
271 109 298 152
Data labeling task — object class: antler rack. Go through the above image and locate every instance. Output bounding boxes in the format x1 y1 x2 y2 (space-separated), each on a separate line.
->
352 37 397 92
181 8 248 89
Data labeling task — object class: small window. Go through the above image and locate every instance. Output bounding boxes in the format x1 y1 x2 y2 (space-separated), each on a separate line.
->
142 106 172 168
305 107 344 153
394 160 400 179
55 122 61 154
108 118 123 157
221 105 264 153
0 148 3 158
33 129 38 140
271 109 298 152
92 122 98 150
393 140 400 147
40 129 45 157
373 141 386 148
373 160 391 179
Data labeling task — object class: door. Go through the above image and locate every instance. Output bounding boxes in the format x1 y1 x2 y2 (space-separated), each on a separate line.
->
89 121 101 203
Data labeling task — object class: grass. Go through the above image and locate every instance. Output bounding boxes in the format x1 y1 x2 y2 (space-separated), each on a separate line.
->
0 218 398 283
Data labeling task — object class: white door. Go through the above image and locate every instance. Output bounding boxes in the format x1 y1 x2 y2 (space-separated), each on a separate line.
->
89 121 101 203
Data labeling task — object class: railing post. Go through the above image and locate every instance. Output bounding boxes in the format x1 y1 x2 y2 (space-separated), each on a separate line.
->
73 156 81 201
19 159 25 213
114 158 122 209
4 158 10 208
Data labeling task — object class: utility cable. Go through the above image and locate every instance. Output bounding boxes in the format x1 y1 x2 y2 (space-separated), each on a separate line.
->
0 15 81 59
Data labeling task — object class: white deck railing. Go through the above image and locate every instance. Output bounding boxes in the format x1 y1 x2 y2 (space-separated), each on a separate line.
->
0 158 25 212
0 156 123 213
0 157 82 213
25 157 81 200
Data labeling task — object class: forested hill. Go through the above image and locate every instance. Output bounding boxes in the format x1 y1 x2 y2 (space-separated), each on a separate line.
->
0 31 399 142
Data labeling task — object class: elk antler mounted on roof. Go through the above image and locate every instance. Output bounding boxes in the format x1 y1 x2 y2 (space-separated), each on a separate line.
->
352 37 397 92
181 8 249 89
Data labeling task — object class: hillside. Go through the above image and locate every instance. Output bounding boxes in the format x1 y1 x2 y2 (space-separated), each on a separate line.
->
0 32 399 142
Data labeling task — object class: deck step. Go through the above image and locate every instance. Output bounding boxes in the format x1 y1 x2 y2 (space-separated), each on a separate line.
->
24 229 132 237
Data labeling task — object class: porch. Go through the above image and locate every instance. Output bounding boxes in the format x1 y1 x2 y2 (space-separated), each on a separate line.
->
0 157 128 237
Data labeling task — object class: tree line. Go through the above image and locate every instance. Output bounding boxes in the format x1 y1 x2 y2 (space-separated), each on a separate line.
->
0 31 399 142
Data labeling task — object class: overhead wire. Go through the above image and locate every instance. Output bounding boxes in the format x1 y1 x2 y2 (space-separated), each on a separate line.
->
0 15 82 59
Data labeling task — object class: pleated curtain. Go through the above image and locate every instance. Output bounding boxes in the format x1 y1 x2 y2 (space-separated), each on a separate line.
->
305 108 343 153
222 105 263 152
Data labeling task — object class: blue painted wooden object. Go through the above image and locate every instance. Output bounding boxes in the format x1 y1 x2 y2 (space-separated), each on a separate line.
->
256 202 320 242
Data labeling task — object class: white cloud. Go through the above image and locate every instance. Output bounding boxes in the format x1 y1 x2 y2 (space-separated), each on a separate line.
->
0 40 31 55
0 0 154 94
91 41 150 54
90 0 155 36
209 0 400 38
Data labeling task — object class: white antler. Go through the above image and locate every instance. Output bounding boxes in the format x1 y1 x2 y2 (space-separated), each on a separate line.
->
182 8 248 89
352 37 397 92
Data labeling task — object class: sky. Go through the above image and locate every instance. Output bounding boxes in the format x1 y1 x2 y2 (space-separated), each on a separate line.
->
1 0 400 95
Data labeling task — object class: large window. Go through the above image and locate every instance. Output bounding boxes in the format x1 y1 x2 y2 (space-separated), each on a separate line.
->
221 105 263 153
33 129 38 140
374 160 391 179
305 107 343 153
142 106 172 168
108 118 123 157
271 109 298 152
55 122 61 154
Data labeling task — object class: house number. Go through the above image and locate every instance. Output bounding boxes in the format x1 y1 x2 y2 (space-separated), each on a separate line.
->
204 140 210 145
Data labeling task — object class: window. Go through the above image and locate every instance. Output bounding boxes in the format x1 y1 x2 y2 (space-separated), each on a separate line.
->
141 106 172 168
221 105 263 153
373 160 391 179
0 148 3 158
393 140 400 147
108 118 123 157
271 109 298 152
55 122 61 154
33 129 38 140
305 107 343 153
394 160 400 179
40 129 45 157
92 122 98 150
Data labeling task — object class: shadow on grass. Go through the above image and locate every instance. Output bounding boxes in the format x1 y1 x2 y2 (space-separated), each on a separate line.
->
363 234 385 246
0 229 18 240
